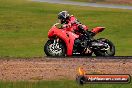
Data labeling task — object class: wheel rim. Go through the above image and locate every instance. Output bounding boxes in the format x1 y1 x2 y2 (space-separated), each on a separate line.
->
103 42 114 56
48 43 63 56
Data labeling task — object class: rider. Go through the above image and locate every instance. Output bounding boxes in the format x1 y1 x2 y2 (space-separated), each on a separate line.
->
58 11 90 36
58 11 92 54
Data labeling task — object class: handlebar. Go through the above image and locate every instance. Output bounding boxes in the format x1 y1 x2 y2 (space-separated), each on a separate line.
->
53 23 60 26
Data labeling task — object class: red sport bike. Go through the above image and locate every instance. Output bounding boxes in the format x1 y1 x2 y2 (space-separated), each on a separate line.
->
44 23 115 56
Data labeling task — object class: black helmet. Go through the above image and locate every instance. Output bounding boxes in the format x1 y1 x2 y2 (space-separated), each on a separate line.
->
58 11 70 24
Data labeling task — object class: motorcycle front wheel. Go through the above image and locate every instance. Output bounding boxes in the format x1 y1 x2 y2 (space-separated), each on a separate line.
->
44 39 66 56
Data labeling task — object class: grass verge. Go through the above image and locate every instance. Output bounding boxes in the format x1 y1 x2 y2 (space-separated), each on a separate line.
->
0 0 132 57
0 80 132 88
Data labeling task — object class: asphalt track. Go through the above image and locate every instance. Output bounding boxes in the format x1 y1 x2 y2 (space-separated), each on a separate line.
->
32 0 132 10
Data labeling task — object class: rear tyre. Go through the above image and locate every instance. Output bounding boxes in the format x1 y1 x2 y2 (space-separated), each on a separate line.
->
44 40 66 56
94 38 115 56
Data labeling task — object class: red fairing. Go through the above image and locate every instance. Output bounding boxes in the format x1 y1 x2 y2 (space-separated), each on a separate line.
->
91 27 105 34
48 26 79 56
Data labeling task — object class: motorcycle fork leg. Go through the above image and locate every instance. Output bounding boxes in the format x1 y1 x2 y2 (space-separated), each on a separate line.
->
53 38 60 49
56 38 59 42
53 38 59 44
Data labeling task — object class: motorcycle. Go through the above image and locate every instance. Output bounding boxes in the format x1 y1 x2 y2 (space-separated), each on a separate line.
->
44 23 115 56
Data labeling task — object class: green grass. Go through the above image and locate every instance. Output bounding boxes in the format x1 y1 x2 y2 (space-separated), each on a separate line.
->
0 80 132 88
0 0 132 57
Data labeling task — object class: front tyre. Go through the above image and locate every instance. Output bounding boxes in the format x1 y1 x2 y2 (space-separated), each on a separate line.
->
44 40 66 56
94 38 115 56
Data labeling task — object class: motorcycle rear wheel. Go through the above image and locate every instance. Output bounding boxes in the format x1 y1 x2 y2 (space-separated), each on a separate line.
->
94 38 115 56
44 40 66 56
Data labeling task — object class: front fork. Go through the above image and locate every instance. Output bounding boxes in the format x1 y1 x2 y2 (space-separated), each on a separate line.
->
52 38 60 49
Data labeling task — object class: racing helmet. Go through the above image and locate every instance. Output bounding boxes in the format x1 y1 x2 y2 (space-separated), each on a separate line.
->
58 11 70 24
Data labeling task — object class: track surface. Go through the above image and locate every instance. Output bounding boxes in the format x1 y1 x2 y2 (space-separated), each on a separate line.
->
32 0 132 10
0 57 132 81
